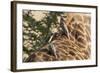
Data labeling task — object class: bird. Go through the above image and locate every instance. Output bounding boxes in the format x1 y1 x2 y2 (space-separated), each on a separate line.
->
48 43 58 59
60 16 70 39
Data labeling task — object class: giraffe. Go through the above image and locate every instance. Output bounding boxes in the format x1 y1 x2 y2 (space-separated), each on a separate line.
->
25 12 91 62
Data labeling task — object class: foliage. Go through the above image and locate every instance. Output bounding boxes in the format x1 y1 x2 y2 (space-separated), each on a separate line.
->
23 10 64 56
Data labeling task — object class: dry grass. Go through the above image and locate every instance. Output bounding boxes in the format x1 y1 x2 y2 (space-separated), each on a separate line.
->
23 12 91 62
